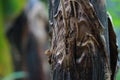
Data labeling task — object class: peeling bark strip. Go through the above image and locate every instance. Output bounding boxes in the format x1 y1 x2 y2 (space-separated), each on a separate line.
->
47 0 113 80
108 15 118 80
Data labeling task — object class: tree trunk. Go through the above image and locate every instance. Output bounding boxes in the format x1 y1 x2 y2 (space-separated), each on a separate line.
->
48 0 118 80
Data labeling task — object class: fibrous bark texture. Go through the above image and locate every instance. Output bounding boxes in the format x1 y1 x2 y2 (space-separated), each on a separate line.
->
47 0 118 80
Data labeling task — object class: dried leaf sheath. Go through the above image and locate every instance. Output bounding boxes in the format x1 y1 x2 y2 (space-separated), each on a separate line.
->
48 0 111 80
108 15 118 80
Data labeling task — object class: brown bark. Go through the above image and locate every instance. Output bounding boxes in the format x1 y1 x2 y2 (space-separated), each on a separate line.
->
47 0 118 80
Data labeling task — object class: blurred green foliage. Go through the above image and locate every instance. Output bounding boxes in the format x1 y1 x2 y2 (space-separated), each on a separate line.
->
41 0 48 4
2 0 27 23
0 0 27 78
107 0 120 28
116 69 120 80
3 0 26 14
0 0 13 78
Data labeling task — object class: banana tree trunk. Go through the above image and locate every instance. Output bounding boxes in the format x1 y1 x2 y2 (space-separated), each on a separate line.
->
48 0 118 80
